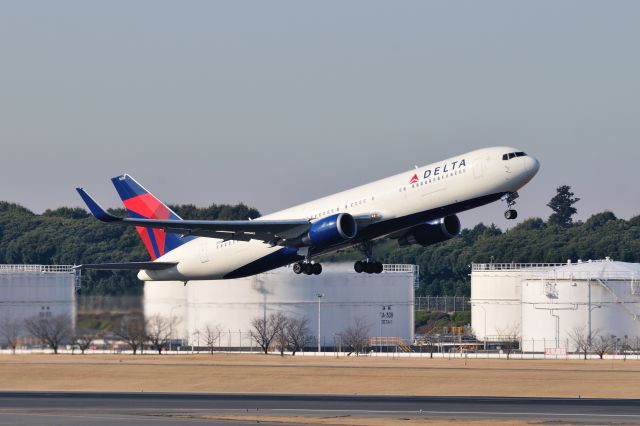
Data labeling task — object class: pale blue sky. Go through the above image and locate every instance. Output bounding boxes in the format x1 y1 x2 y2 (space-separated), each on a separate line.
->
0 1 638 228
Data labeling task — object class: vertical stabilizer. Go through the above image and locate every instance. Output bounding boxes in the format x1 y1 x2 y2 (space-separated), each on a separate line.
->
111 174 193 260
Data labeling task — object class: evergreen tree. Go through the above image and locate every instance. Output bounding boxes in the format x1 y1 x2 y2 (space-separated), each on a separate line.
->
547 185 580 227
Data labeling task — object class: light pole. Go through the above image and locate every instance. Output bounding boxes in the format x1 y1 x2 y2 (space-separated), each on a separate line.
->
168 304 183 352
316 293 324 353
380 314 383 353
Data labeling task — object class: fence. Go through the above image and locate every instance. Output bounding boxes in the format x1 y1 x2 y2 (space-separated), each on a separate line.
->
414 296 468 312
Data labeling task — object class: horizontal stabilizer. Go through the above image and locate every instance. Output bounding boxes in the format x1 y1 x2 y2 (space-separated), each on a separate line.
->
73 262 178 271
76 187 311 244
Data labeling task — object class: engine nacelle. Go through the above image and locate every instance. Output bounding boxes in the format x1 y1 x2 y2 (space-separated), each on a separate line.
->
303 213 357 248
398 215 461 247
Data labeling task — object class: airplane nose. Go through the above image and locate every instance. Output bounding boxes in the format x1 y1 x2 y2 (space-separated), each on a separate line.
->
527 156 540 175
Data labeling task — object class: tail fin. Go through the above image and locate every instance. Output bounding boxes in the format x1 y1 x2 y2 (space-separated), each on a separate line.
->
111 174 193 260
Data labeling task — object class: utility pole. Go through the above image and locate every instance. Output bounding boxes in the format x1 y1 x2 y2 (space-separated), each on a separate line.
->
316 293 324 353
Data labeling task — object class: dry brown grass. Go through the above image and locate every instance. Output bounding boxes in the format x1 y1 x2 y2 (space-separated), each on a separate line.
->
201 415 547 425
0 353 638 398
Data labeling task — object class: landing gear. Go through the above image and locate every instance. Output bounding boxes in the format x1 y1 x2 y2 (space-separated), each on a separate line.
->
503 192 519 220
354 260 383 274
312 263 322 275
504 209 518 220
293 261 322 276
353 242 384 274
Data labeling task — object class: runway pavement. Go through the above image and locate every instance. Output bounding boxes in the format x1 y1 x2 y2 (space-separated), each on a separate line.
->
0 392 638 425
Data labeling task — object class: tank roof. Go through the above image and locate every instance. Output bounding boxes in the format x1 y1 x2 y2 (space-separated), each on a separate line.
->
473 259 640 280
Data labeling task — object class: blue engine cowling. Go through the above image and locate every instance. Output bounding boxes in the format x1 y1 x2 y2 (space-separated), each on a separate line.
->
398 215 461 247
303 213 357 248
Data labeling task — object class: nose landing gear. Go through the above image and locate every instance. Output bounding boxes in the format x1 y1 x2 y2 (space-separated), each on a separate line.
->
503 192 519 220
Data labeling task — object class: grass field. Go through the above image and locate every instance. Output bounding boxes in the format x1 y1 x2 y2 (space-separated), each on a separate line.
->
1 353 639 398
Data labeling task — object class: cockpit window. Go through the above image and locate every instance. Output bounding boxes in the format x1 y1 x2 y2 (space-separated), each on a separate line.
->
503 151 527 160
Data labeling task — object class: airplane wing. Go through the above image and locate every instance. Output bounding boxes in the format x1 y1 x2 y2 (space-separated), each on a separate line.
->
74 262 178 271
77 188 312 246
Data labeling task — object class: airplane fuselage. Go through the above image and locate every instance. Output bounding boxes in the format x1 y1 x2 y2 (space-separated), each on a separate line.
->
138 147 539 281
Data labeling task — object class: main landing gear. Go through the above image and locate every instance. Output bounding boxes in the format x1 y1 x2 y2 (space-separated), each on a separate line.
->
293 248 322 275
293 261 322 276
353 242 384 274
503 192 519 220
354 260 383 274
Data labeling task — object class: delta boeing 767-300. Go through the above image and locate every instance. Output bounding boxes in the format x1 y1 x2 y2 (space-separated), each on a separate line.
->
76 147 539 281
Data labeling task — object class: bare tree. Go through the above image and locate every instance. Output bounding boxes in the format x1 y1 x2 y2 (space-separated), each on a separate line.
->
73 331 94 355
24 314 72 354
114 314 147 354
496 325 520 359
592 334 613 359
146 314 179 354
630 336 640 358
285 316 312 356
568 326 593 360
621 335 630 361
340 317 371 356
202 323 222 354
275 316 290 356
0 318 21 354
422 335 438 359
250 312 288 354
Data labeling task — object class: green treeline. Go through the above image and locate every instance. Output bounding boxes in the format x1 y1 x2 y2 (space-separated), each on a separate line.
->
1 188 639 297
0 202 259 295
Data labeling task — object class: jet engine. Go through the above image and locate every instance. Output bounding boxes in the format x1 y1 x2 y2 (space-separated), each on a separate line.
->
303 213 357 247
397 215 461 247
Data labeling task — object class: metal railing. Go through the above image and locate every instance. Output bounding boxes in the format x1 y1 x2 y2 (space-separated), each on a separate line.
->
473 259 624 272
383 264 420 289
0 264 76 273
415 296 469 312
473 263 565 271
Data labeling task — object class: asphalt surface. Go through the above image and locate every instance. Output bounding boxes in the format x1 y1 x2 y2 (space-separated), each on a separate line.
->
0 392 639 425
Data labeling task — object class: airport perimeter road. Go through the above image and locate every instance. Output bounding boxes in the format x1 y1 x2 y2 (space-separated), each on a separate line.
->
0 392 639 425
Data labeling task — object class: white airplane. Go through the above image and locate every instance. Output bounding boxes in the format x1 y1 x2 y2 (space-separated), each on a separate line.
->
76 147 539 281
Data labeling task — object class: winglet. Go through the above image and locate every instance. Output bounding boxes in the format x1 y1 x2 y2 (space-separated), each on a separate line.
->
76 188 121 222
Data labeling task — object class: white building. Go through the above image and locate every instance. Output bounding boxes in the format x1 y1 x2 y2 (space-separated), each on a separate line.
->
0 265 78 336
471 259 640 352
144 263 417 349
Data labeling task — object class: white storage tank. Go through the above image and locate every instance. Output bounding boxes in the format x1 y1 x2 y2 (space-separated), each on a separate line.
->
521 260 640 352
0 265 77 337
470 263 556 340
144 263 416 349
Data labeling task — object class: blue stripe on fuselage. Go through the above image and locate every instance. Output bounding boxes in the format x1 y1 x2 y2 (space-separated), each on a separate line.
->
223 247 303 279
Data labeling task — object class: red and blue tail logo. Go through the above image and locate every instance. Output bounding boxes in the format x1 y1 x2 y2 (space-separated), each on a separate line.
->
111 174 193 260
